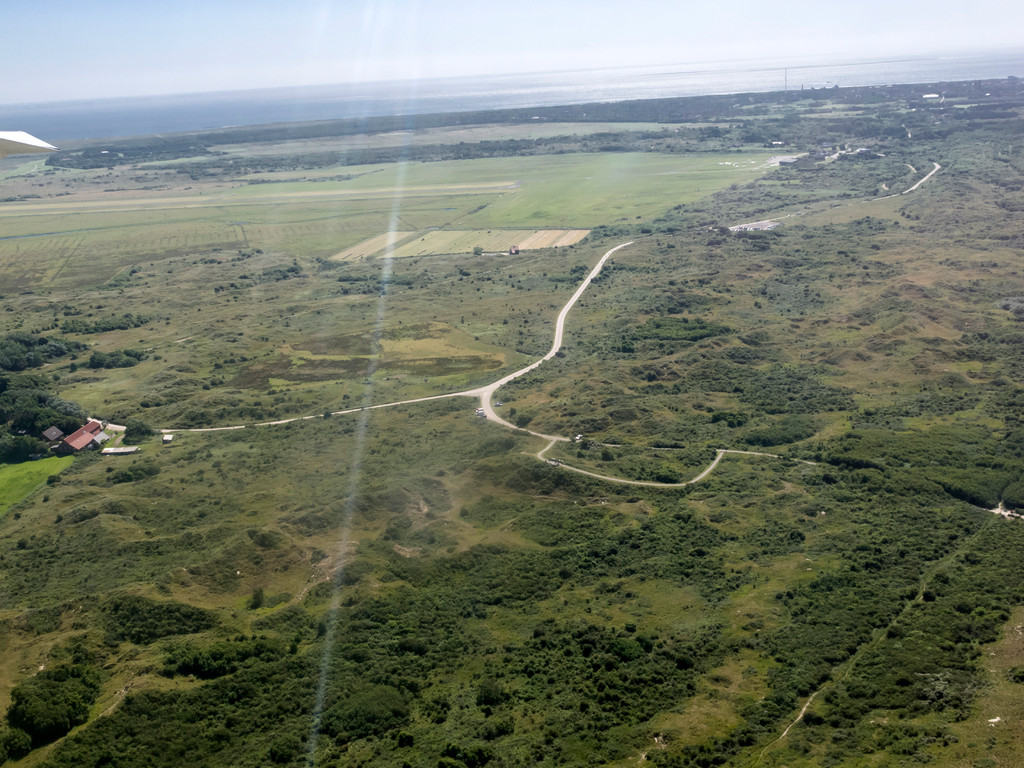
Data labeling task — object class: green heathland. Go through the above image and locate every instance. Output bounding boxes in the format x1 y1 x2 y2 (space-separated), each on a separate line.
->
1 77 1024 768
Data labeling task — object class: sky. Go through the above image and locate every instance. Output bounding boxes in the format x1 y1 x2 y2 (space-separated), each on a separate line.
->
4 0 1024 105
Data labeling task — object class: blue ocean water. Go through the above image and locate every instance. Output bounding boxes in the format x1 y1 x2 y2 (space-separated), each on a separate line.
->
3 49 1023 142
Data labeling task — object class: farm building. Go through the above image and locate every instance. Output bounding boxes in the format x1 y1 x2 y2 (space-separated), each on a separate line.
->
102 446 140 455
41 426 64 442
55 420 109 454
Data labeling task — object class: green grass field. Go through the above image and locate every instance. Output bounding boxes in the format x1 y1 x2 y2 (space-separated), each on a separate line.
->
0 151 769 292
0 456 73 516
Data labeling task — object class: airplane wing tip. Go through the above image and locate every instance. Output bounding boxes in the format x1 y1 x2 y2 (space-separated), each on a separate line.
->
0 131 59 157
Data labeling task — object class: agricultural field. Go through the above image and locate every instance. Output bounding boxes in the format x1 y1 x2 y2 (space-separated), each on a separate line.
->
333 229 591 261
2 79 1024 768
0 150 767 293
331 231 417 261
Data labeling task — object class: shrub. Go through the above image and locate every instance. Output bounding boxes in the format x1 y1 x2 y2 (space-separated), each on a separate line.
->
6 665 101 746
102 595 217 644
123 418 154 444
0 728 32 761
321 685 409 740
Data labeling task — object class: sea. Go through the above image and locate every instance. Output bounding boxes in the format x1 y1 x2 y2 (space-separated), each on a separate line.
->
3 49 1023 142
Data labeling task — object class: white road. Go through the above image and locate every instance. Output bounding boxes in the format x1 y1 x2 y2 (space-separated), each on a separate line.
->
162 240 811 486
163 241 634 443
903 161 941 193
466 240 634 438
535 444 814 488
732 158 942 223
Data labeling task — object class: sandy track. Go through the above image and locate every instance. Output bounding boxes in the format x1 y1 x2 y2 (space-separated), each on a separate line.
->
161 240 812 487
535 445 813 487
330 231 414 261
731 159 941 228
903 161 941 193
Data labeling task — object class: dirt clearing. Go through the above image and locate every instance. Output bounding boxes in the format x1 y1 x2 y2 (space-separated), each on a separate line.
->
330 231 415 261
338 228 590 260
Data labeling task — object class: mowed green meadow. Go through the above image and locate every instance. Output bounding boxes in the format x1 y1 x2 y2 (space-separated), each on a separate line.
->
0 150 770 292
0 456 73 516
228 151 772 228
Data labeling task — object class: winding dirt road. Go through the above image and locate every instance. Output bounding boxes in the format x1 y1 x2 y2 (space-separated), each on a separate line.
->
468 240 634 439
167 153 945 481
730 158 942 229
903 161 941 193
535 444 814 487
163 243 634 439
163 240 810 486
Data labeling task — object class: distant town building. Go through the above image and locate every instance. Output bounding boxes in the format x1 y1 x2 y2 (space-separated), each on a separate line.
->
55 420 109 454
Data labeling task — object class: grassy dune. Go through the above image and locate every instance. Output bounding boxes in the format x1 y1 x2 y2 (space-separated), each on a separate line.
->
2 85 1024 767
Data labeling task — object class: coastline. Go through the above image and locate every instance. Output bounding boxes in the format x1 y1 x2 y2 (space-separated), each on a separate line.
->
3 49 1023 142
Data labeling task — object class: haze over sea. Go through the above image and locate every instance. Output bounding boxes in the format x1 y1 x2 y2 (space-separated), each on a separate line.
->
3 50 1023 142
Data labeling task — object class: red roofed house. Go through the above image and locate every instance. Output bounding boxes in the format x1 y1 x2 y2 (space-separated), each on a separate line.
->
55 420 108 454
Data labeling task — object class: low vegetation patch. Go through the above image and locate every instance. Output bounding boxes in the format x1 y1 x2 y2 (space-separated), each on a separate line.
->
2 77 1024 768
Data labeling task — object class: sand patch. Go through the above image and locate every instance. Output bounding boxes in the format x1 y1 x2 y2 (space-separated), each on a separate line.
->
330 231 414 261
385 229 590 259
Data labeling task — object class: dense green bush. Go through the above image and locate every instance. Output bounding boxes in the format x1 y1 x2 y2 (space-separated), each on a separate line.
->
0 434 48 462
6 665 100 746
163 637 286 679
122 418 154 444
320 685 409 741
745 415 817 446
0 728 32 761
101 595 217 644
60 314 152 335
108 459 161 484
0 333 81 372
0 373 87 455
87 349 145 369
